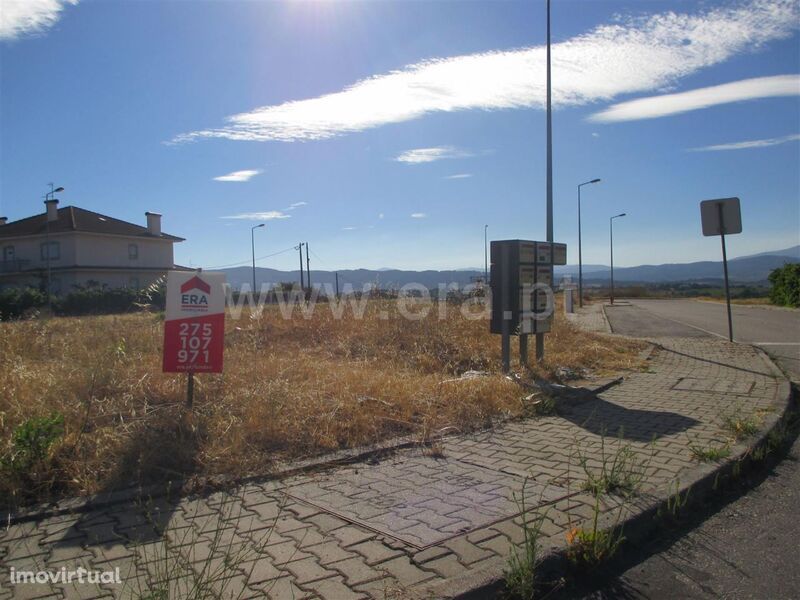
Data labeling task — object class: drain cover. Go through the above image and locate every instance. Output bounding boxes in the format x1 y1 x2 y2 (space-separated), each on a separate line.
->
288 452 571 549
672 377 754 395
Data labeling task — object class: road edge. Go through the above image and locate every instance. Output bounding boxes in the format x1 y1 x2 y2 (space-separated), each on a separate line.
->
423 352 794 600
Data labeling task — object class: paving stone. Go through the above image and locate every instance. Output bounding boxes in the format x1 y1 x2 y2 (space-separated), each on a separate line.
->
302 575 368 600
263 541 311 565
328 556 384 586
349 539 403 566
443 538 493 565
240 557 284 584
329 526 375 548
423 554 465 578
378 556 436 587
305 540 355 565
252 575 313 600
282 556 336 584
306 513 349 533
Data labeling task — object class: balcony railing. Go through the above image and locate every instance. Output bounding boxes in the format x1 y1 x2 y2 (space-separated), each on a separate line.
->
0 259 32 273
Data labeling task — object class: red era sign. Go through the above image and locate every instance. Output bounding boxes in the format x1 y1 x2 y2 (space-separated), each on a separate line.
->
163 271 226 373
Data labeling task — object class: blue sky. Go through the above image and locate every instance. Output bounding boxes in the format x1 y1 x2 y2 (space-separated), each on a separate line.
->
1 0 798 271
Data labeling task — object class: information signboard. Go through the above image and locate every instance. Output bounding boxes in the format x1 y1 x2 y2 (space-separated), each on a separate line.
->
163 271 226 373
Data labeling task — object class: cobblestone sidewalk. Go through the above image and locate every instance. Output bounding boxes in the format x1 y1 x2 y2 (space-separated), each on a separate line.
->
0 335 788 600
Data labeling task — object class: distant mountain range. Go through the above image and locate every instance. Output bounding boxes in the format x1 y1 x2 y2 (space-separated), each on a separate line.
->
213 246 799 290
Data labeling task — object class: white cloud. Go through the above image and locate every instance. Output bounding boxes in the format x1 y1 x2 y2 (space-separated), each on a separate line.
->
0 0 78 41
591 75 800 122
221 211 290 220
395 146 472 164
688 133 800 152
285 201 307 210
445 173 473 179
341 226 357 231
171 0 798 144
410 213 427 219
213 169 262 182
378 213 384 219
591 132 600 138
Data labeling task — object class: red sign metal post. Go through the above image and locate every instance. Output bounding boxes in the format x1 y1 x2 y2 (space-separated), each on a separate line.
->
163 271 226 406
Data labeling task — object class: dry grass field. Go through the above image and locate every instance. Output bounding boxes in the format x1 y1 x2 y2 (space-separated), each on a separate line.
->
0 298 645 508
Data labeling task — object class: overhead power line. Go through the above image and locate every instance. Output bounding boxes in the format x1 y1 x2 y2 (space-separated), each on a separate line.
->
205 246 296 270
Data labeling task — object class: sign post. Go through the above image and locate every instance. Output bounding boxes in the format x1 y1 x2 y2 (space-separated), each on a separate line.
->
163 270 227 407
700 197 742 342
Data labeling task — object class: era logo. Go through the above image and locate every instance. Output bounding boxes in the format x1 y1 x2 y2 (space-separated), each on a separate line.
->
181 294 209 306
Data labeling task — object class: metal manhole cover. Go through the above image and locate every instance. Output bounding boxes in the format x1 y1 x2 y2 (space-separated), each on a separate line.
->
672 377 754 395
287 453 571 549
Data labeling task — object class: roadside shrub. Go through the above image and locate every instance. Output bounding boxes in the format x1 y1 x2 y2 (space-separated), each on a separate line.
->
768 263 800 308
4 413 65 470
0 287 46 320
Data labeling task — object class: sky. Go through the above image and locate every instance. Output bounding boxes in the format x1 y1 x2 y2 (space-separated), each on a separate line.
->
1 0 798 271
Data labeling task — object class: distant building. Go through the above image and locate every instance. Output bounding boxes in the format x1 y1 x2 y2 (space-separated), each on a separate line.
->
0 201 184 293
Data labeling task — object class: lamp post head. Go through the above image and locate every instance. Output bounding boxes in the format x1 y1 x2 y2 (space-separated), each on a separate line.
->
253 223 265 229
611 213 626 219
590 178 601 184
54 186 65 193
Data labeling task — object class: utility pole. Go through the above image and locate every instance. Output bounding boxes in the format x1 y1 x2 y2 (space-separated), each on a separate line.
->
335 272 339 297
484 225 488 284
305 242 311 290
298 243 305 289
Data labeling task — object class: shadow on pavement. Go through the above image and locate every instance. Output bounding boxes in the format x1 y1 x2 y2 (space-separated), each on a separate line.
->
55 409 201 550
556 395 699 443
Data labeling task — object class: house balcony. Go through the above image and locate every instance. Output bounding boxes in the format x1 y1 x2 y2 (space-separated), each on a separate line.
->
0 259 32 273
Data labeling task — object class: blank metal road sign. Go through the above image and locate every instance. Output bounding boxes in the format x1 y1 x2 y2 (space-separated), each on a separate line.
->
700 197 742 237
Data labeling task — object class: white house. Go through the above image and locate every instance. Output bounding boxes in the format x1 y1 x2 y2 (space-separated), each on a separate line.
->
0 201 185 293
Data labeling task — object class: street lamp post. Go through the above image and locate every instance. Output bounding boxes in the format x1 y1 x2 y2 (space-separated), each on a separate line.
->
484 225 488 284
609 213 626 305
537 0 554 362
577 178 601 308
44 184 64 309
251 223 265 298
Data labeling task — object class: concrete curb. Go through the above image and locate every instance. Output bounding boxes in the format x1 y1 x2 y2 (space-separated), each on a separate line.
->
421 352 795 600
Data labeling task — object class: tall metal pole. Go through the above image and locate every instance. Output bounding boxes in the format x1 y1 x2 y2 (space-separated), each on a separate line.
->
484 225 488 284
536 0 553 362
251 224 264 297
609 213 625 305
335 272 339 297
578 184 582 307
610 217 614 305
718 202 734 342
305 242 311 290
577 178 600 308
298 243 305 289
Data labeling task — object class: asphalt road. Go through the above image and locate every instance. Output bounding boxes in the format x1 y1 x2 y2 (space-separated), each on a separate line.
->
554 429 800 600
605 299 800 380
558 298 800 600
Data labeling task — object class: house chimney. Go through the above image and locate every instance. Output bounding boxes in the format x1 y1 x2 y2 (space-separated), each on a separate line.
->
0 217 7 226
145 212 162 236
45 199 59 222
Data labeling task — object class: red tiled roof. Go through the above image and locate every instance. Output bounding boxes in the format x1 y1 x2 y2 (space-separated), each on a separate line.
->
0 206 184 241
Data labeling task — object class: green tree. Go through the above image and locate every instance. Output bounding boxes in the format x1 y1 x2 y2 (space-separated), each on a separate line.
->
768 263 800 308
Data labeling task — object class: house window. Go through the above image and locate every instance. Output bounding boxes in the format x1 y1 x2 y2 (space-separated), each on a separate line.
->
128 277 140 290
128 244 138 259
40 241 60 260
2 246 14 261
